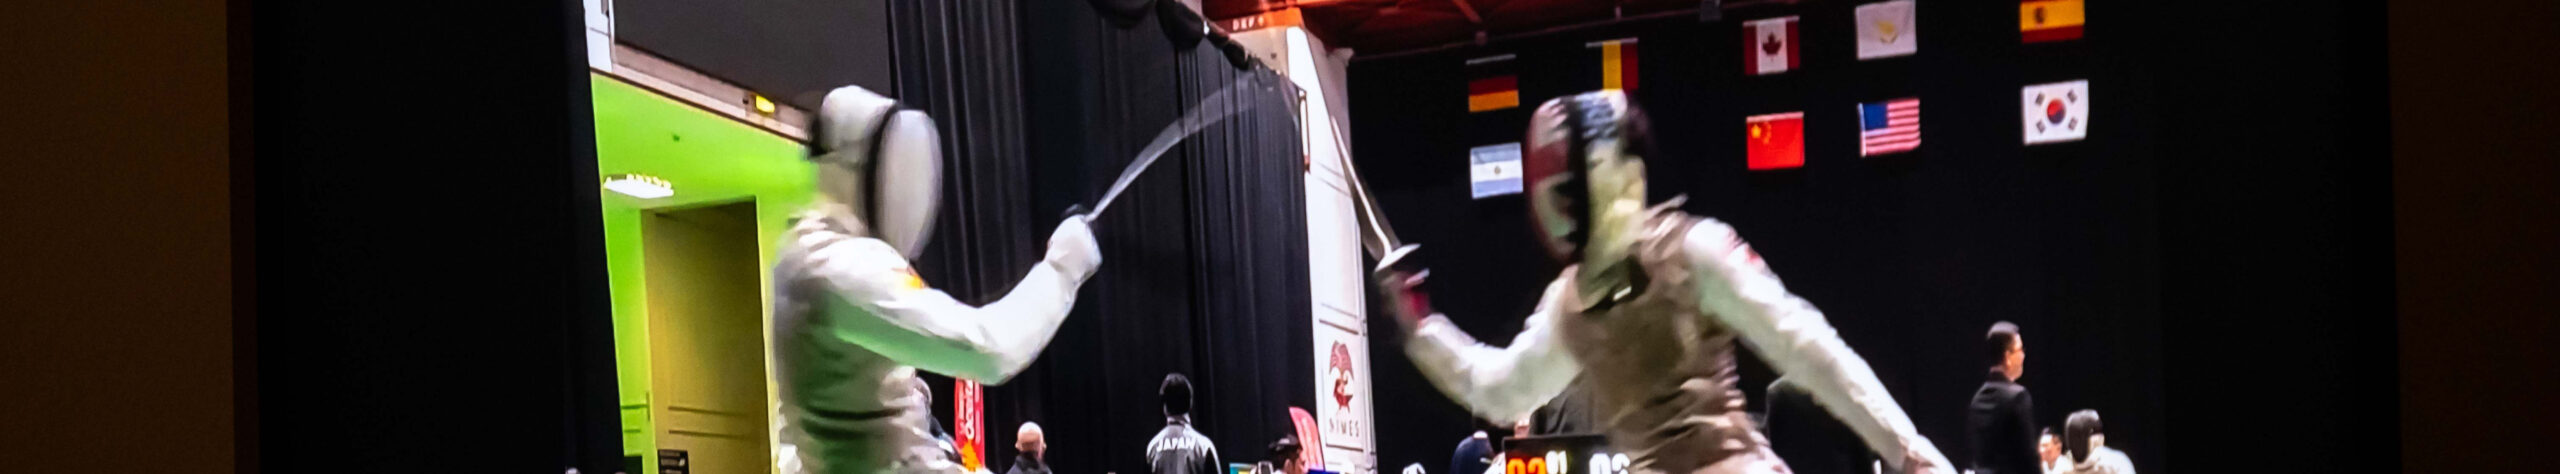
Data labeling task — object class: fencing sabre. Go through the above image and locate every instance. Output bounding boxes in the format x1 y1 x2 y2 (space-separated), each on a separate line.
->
1317 103 1422 273
1083 74 1265 219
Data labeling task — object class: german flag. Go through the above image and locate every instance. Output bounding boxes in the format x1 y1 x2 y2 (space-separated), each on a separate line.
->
1467 54 1519 113
2020 0 2085 43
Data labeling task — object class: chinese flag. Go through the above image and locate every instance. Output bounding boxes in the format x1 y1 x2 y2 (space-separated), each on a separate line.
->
1746 112 1805 170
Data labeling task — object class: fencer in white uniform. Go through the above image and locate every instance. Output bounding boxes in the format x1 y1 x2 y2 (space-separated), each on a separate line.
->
771 85 1104 474
1374 91 1954 474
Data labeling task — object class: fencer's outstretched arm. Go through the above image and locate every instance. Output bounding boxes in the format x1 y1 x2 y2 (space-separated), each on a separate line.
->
790 215 1104 385
1388 276 1584 425
1680 219 1954 473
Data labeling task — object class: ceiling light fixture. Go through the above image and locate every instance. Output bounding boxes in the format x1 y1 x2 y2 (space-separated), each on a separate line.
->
603 173 673 199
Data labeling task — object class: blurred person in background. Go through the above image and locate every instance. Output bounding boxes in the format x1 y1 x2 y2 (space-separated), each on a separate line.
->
1966 322 2038 474
1257 436 1307 474
2036 429 2061 474
2050 411 2134 474
1452 430 1492 474
1007 422 1049 474
1148 374 1223 474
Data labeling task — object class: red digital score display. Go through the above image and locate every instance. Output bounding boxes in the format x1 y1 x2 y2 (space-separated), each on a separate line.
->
1502 435 1628 474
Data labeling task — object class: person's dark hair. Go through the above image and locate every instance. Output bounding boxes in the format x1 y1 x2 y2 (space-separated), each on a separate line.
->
1985 322 2021 368
2063 410 2102 464
1267 435 1303 465
2039 427 2056 442
1161 373 1195 416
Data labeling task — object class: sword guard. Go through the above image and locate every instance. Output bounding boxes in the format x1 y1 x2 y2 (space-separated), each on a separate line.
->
1373 243 1423 274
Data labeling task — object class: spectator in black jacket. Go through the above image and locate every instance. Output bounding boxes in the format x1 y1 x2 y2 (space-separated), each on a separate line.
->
1148 374 1223 474
1966 322 2039 474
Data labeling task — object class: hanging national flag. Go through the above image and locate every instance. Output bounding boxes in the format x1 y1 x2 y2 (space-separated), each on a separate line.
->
2019 0 2085 43
1467 54 1520 112
1858 98 1921 156
954 380 985 472
1746 112 1806 170
1743 16 1801 75
1855 1 1918 60
1470 142 1524 198
2021 80 2090 144
1586 38 1640 91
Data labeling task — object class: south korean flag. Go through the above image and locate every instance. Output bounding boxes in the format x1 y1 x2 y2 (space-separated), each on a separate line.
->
2022 80 2090 144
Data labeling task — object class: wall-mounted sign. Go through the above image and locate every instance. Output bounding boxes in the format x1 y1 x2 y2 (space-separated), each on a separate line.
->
657 449 688 474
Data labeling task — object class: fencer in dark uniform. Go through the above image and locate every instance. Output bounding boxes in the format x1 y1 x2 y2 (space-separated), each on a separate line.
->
1375 91 1954 474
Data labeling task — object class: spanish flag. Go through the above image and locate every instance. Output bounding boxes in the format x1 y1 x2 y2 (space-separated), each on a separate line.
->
1467 54 1519 113
2020 0 2085 43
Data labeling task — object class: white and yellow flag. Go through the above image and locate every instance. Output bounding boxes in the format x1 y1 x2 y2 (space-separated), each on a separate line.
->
1855 0 1918 59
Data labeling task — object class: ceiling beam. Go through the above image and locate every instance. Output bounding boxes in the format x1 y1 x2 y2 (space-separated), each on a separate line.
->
1351 7 1697 62
1450 0 1482 24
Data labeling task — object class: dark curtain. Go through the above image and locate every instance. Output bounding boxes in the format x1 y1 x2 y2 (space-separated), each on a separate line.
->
887 2 1316 474
1349 3 2173 473
891 0 1038 308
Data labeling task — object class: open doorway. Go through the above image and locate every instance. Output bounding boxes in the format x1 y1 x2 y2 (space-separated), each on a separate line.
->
643 200 770 474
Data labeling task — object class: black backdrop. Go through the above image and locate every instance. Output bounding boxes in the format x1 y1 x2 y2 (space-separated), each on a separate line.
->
891 3 1320 474
1343 2 2334 473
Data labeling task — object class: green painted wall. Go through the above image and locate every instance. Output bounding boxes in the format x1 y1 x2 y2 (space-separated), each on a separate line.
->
592 73 814 474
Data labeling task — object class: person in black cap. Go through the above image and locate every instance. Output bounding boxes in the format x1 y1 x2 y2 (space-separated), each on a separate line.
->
1148 373 1223 474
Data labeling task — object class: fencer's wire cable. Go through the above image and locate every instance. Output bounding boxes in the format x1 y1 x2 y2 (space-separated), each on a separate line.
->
1090 74 1262 218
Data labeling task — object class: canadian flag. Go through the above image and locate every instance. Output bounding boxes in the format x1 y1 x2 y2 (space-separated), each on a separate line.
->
1744 16 1800 75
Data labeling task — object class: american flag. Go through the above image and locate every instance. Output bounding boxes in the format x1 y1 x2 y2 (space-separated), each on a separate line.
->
1859 98 1921 156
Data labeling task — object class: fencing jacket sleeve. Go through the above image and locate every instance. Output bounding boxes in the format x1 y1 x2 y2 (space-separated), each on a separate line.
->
787 216 1092 384
1402 278 1586 425
1681 218 1954 473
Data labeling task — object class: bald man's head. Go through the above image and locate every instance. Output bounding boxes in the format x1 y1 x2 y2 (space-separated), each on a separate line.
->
1016 422 1046 461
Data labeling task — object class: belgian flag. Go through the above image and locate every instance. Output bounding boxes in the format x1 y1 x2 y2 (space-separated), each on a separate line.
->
1466 54 1520 113
1581 38 1640 92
